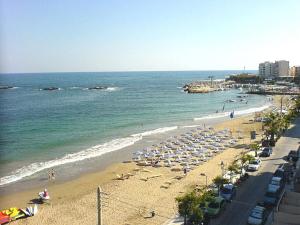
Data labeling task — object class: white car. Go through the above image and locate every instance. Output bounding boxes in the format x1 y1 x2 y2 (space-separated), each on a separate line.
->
247 205 267 225
247 159 261 171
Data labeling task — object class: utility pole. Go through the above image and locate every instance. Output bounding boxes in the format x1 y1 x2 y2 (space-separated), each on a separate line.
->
97 186 102 225
280 96 283 115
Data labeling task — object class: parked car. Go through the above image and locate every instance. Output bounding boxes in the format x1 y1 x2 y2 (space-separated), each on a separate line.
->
247 205 267 225
259 147 272 157
287 150 299 162
273 168 285 180
207 184 219 196
220 184 236 202
247 159 261 171
263 189 280 206
269 176 284 190
206 196 226 217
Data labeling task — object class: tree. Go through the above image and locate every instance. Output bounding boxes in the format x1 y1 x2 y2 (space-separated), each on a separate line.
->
240 154 255 173
227 162 240 183
213 176 229 195
176 191 202 225
249 143 260 157
292 96 300 113
263 112 281 144
188 207 204 225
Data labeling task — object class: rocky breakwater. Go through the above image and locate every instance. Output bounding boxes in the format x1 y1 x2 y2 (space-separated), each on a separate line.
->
183 84 214 93
183 80 230 93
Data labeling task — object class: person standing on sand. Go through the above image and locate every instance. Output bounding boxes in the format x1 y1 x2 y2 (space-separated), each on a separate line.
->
51 169 55 181
48 171 51 181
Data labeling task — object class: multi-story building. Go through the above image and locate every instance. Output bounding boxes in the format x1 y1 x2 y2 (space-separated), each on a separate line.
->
258 60 289 78
290 66 300 77
273 60 289 77
259 61 274 78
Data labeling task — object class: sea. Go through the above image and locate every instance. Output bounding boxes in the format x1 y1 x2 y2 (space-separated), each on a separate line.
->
0 71 269 189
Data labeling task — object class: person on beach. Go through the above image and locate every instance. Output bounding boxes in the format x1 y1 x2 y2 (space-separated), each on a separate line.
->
51 169 55 181
43 189 49 198
48 171 51 181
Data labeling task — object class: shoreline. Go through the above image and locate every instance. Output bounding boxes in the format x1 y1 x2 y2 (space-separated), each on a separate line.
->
0 100 272 196
0 112 266 225
0 108 266 200
0 115 234 196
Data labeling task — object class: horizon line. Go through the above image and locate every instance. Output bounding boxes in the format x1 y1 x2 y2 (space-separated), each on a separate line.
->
0 69 258 75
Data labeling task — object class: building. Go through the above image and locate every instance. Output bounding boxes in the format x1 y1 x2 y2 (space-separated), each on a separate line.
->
259 61 274 78
258 60 290 78
290 66 300 77
273 60 289 77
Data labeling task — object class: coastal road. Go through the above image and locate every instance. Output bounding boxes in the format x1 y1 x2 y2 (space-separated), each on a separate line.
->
210 117 300 225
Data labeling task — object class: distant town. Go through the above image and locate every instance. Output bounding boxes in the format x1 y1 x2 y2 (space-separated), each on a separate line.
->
184 60 300 95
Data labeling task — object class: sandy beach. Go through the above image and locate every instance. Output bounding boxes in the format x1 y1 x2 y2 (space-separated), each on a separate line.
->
0 112 265 225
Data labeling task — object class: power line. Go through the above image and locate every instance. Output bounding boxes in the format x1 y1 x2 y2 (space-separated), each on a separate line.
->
104 194 174 220
104 192 177 212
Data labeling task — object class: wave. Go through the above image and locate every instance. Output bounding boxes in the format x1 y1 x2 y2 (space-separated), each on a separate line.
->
0 103 270 186
0 135 142 186
131 126 178 138
182 125 202 128
106 87 119 92
0 126 177 186
194 104 271 121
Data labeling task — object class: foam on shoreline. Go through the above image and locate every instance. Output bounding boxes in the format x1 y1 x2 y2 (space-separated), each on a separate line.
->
194 104 270 121
0 126 178 186
0 104 269 186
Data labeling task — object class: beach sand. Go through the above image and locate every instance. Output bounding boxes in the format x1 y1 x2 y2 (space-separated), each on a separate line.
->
0 113 264 225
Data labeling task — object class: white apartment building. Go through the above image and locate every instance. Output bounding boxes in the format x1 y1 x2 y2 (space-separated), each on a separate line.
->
258 60 289 78
259 61 273 77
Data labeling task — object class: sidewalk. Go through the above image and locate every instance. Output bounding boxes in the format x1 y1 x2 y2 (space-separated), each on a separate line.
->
163 215 184 225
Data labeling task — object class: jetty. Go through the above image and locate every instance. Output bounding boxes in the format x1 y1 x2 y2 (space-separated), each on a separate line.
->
183 80 234 93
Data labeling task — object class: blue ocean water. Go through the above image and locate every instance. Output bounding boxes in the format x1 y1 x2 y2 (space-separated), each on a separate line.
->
0 71 267 186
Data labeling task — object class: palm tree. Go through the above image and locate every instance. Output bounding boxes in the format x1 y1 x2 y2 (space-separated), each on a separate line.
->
213 175 229 195
250 143 260 157
263 112 281 144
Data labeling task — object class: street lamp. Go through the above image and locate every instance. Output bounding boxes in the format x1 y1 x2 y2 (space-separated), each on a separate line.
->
200 173 208 190
220 161 225 176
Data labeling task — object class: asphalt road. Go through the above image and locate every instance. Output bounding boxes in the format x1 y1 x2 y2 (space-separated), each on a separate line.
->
210 118 300 225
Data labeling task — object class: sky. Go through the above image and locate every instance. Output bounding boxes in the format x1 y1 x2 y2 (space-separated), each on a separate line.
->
1 0 300 73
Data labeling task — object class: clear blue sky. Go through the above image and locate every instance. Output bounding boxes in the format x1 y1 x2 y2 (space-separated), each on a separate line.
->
1 0 300 73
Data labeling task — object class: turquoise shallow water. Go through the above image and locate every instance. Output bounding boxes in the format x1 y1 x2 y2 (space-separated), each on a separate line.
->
0 71 267 186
